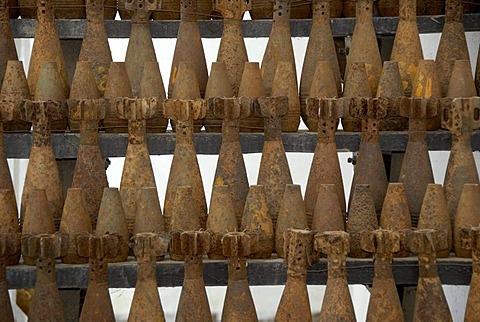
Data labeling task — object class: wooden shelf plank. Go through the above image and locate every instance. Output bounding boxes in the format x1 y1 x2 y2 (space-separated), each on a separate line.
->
6 257 472 289
3 130 479 159
10 13 480 39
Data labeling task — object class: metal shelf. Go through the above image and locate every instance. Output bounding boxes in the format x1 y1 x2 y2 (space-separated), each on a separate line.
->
3 130 479 159
6 256 472 289
9 13 480 39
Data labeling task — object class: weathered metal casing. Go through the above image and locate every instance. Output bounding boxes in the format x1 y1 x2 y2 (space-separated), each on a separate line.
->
272 61 300 132
342 62 372 132
140 62 168 133
238 62 266 132
305 97 347 227
204 62 234 132
0 189 20 265
210 97 252 227
163 97 207 231
454 184 480 258
103 62 132 133
257 96 293 229
312 184 345 235
413 60 442 131
0 0 18 89
460 227 480 321
0 233 20 322
275 184 309 258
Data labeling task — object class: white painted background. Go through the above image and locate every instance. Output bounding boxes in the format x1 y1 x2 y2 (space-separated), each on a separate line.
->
6 10 480 321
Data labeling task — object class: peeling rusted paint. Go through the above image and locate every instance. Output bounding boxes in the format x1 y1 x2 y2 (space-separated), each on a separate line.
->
22 233 68 322
275 185 308 258
77 233 120 322
171 230 214 321
276 229 315 321
221 232 258 321
241 185 274 259
129 232 170 322
207 185 237 260
79 0 112 95
68 95 108 229
348 184 378 258
261 0 296 98
315 231 356 322
413 60 442 131
257 96 293 230
407 229 452 322
305 97 346 227
210 97 252 227
95 188 129 263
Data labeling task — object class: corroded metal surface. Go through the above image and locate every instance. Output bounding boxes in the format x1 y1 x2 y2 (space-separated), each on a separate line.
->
77 233 120 322
68 61 101 132
376 61 408 131
275 184 308 258
305 97 347 227
168 0 208 99
215 0 249 97
1 60 31 132
79 0 112 95
345 0 382 98
418 184 452 258
380 183 411 257
413 60 442 131
347 184 378 258
447 61 477 98
163 97 207 231
134 187 165 237
21 189 55 265
312 184 345 233
443 96 480 230
95 188 129 263
397 96 438 224
273 61 300 132
261 0 296 98
129 232 170 322
54 0 85 18
210 97 252 227
390 0 423 97
169 186 202 261
207 185 237 260
0 98 16 196
342 62 372 132
435 0 470 97
304 60 339 132
276 229 315 321
348 97 390 215
140 62 168 133
454 184 480 258
238 62 266 132
171 230 213 321
152 0 179 20
221 232 258 321
407 229 452 322
124 0 160 97
460 226 480 321
476 45 480 95
241 185 274 259
315 231 356 322
362 229 403 322
27 0 69 101
103 62 132 133
22 233 68 322
117 97 159 237
257 96 293 229
0 189 20 265
34 61 68 132
300 0 341 132
68 95 108 229
0 233 20 322
0 1 18 88
204 62 234 132
20 98 64 231
59 188 92 264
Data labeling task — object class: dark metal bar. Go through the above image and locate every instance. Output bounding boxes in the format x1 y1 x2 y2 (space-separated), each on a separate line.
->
6 257 472 289
10 13 480 39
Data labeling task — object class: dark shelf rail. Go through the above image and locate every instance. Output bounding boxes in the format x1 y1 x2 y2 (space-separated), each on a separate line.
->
10 13 480 39
3 130 479 159
6 257 472 289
